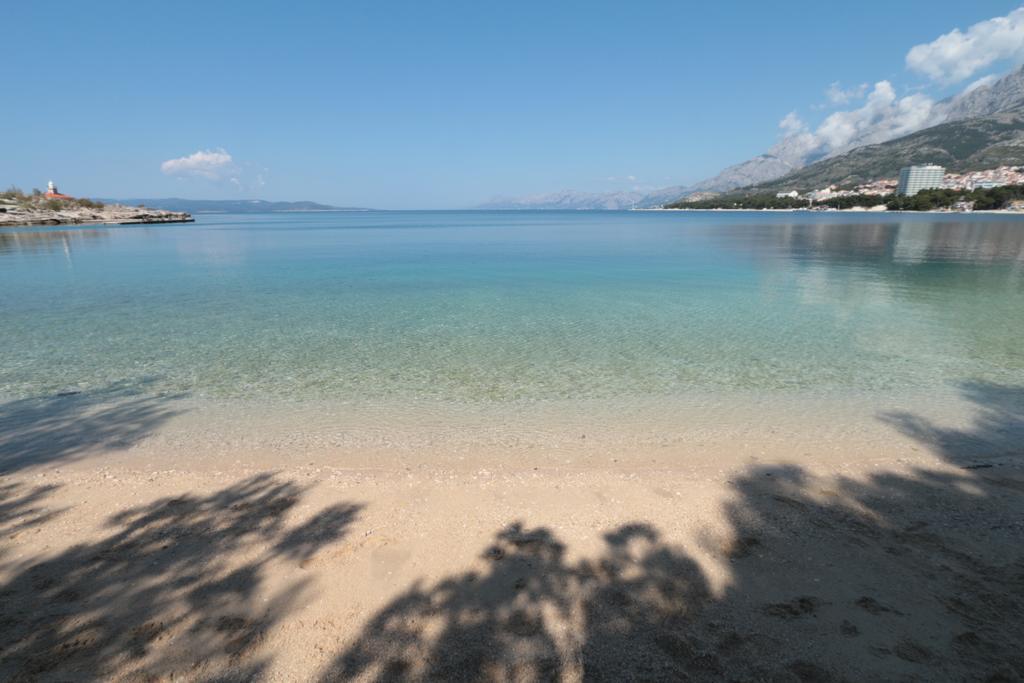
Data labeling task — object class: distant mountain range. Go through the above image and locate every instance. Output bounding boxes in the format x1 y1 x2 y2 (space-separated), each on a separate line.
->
475 185 691 211
477 190 646 211
99 198 370 213
482 66 1024 209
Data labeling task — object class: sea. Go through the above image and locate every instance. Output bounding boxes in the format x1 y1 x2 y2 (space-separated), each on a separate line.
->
2 210 1022 457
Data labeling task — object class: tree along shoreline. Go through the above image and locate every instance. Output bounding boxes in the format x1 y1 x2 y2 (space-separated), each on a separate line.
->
665 184 1024 212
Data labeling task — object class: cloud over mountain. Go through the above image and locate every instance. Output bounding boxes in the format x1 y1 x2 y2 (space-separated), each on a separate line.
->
774 82 940 163
906 7 1024 84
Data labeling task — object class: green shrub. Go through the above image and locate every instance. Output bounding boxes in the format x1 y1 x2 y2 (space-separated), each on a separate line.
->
1 186 26 200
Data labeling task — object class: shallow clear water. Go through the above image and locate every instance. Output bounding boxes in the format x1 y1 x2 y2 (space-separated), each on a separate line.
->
1 211 1023 405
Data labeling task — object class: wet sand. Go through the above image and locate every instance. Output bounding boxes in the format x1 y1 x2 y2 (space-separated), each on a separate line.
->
1 385 1023 681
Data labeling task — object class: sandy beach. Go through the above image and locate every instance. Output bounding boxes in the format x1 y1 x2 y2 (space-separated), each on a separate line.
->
1 383 1022 682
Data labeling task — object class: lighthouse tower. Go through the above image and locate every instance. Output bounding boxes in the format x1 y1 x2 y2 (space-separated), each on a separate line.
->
44 181 72 200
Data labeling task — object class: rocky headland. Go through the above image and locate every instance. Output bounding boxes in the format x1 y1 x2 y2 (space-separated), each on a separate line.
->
0 191 192 228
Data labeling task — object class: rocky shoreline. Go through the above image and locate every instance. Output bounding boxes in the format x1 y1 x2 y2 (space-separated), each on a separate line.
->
0 202 193 228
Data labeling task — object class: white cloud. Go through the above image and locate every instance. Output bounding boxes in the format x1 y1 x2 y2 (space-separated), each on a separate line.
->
159 148 267 192
774 11 1024 166
963 74 999 93
778 111 806 135
161 148 235 180
824 82 869 105
816 82 937 149
773 81 940 163
906 7 1024 83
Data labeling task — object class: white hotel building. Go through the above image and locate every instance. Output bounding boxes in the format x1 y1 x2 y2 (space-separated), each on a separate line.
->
897 165 945 196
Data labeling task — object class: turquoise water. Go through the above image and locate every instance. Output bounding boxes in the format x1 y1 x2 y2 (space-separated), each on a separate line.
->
1 211 1022 404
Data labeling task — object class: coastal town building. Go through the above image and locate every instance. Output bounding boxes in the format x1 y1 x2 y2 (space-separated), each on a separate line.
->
806 186 839 202
941 166 1024 191
853 179 898 196
775 190 799 199
795 180 896 203
897 165 945 196
795 166 1023 205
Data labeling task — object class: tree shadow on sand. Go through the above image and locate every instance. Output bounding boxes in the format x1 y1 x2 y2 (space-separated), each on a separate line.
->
0 482 66 564
880 380 1024 466
320 381 1024 681
0 381 186 474
0 473 362 681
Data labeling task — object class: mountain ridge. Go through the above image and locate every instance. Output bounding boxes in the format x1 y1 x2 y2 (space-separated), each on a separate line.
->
740 108 1024 195
482 65 1024 209
98 198 371 213
476 190 646 211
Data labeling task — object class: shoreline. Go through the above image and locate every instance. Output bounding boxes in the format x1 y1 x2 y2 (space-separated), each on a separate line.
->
0 202 194 229
0 214 195 229
7 206 1024 218
0 386 990 472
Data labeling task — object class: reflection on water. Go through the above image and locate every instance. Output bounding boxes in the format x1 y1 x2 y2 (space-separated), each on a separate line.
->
891 223 1024 263
733 219 1024 264
0 228 109 256
0 212 1021 403
2 214 1021 264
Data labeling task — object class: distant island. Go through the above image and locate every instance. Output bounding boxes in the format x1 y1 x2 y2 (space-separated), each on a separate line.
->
1 185 192 228
99 198 372 214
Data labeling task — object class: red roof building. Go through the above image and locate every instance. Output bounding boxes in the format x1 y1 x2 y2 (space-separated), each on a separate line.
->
44 180 73 199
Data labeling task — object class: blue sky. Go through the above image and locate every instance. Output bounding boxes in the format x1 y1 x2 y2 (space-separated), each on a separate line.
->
3 1 1024 208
